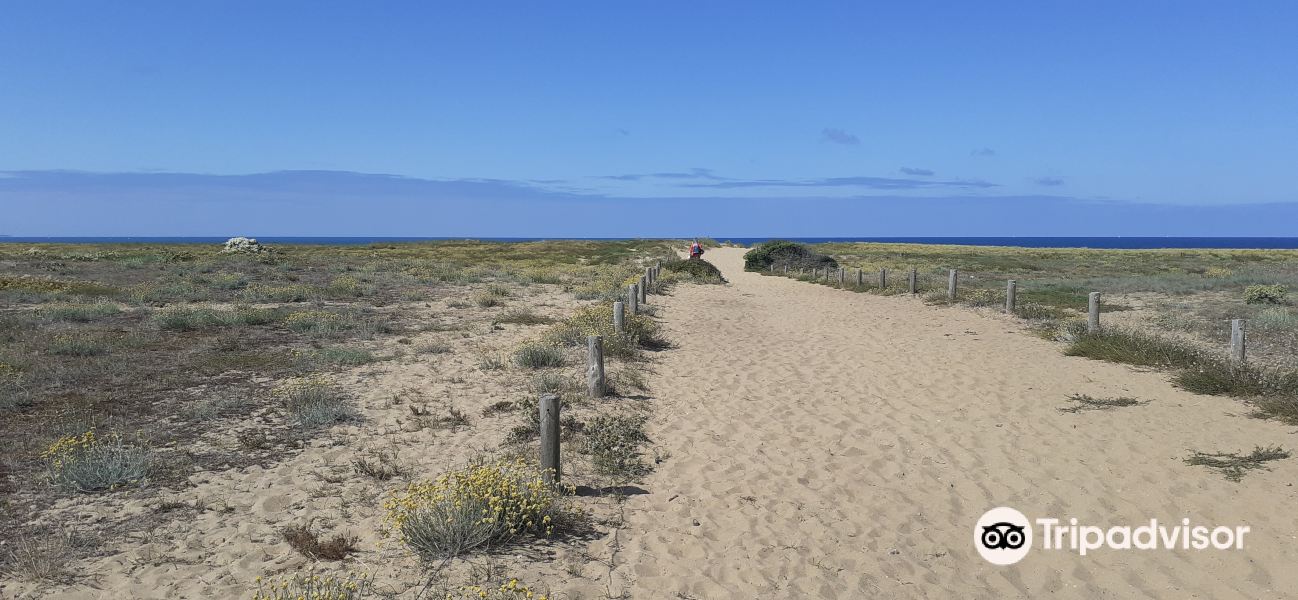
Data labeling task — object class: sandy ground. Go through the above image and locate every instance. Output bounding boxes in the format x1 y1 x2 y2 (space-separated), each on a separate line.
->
605 248 1298 599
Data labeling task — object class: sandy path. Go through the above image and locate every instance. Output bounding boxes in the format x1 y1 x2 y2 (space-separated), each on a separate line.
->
611 248 1298 599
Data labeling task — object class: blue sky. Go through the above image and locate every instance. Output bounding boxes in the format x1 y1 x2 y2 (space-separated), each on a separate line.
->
2 2 1296 235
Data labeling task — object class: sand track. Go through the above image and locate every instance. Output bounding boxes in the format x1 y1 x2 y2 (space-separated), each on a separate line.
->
611 248 1298 599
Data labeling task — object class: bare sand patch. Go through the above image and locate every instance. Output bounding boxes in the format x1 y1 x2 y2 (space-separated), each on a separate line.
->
607 247 1298 598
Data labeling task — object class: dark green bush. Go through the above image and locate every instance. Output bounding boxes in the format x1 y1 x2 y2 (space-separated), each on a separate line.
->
662 259 725 283
742 241 837 272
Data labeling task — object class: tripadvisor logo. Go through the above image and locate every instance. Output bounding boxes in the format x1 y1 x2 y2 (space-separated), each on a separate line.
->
975 507 1250 565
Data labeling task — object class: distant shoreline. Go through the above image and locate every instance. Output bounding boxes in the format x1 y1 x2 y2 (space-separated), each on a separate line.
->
2 236 1298 250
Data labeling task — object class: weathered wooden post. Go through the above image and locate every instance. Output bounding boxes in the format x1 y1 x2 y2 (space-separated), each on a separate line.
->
1230 319 1247 364
1087 292 1101 333
627 283 639 314
639 276 648 304
1005 280 1017 314
613 301 625 333
769 263 774 273
908 268 918 294
947 269 958 301
539 393 560 484
783 264 789 274
879 268 887 290
856 268 863 287
587 335 605 399
645 267 654 290
838 268 845 284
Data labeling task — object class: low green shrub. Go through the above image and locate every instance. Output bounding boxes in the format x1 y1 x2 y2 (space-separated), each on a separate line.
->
1244 284 1287 305
381 458 566 560
581 414 651 478
742 240 837 272
1064 328 1203 368
275 378 355 427
540 304 664 359
513 344 565 369
42 428 150 492
661 259 725 284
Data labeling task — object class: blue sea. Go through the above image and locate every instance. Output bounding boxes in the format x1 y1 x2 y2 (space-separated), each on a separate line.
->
2 236 1298 250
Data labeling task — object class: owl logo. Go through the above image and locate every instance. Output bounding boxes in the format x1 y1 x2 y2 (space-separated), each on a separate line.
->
974 507 1032 565
981 522 1027 550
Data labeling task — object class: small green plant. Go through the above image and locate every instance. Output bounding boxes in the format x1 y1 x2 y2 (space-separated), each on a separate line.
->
961 288 1004 308
1253 307 1298 330
1064 328 1203 368
252 571 375 600
451 578 553 600
478 354 506 371
540 304 665 359
1244 284 1287 305
1185 446 1290 482
1059 394 1146 413
352 447 411 481
42 428 150 492
382 458 567 560
513 344 565 369
2 530 75 582
474 293 505 308
1249 397 1298 425
581 414 651 478
284 310 350 337
275 377 355 427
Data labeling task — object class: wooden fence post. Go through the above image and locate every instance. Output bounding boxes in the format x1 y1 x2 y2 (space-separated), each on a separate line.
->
613 301 625 333
908 268 918 294
879 268 887 290
838 268 845 284
587 335 605 399
539 394 560 484
627 283 638 314
639 276 648 304
947 269 958 301
646 267 654 290
1230 319 1246 364
856 268 863 287
1088 292 1101 332
1005 280 1016 314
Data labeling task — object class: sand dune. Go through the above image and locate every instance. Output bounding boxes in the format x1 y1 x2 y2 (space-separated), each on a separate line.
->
606 247 1298 598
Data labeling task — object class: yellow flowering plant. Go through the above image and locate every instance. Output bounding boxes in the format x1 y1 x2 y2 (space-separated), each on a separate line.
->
41 427 150 492
382 458 569 560
251 570 374 600
450 577 550 600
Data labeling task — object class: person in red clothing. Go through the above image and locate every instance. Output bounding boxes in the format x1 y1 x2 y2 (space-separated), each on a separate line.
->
689 239 704 260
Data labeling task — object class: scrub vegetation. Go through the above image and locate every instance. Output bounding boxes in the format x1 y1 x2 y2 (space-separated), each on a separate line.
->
0 239 694 593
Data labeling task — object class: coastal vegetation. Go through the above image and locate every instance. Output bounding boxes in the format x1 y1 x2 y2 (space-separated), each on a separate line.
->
0 238 688 595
